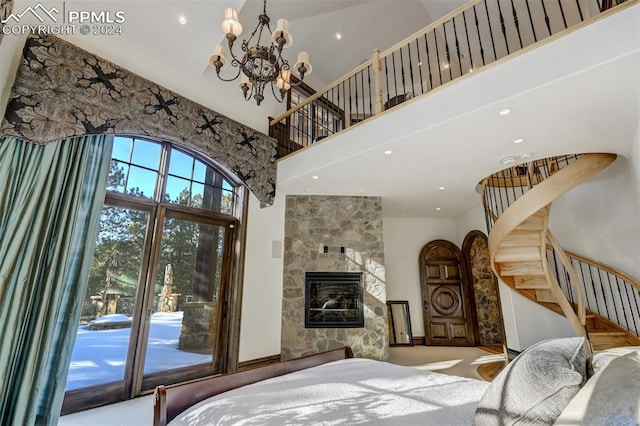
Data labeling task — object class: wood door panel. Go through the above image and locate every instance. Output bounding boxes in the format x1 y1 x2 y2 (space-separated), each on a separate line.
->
430 323 447 339
420 240 475 346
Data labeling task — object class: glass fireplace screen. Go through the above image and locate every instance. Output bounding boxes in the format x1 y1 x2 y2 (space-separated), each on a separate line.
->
305 272 364 328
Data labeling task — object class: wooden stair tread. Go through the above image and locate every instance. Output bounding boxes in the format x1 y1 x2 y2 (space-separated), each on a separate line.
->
517 216 545 231
498 260 544 276
495 246 541 262
514 276 550 289
501 230 542 247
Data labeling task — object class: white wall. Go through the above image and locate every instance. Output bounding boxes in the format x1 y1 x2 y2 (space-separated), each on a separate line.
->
382 216 458 337
549 153 640 280
238 192 285 362
0 34 27 122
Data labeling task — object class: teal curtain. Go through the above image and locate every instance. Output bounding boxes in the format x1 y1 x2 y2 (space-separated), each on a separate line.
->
0 135 113 425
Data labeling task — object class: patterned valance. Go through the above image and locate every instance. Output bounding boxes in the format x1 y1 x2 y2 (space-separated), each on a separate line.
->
0 33 276 206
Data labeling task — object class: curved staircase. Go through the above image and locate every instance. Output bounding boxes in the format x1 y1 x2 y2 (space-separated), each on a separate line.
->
481 153 640 352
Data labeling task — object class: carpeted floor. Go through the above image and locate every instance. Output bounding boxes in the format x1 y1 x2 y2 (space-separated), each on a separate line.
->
388 345 507 381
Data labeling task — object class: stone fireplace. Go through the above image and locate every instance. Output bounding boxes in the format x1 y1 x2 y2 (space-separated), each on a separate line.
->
282 195 388 361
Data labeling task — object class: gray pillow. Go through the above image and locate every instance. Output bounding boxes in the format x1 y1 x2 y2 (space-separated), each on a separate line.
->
554 352 640 425
474 337 587 426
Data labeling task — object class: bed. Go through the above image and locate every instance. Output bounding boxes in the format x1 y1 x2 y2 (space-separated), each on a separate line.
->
153 339 640 426
153 346 488 426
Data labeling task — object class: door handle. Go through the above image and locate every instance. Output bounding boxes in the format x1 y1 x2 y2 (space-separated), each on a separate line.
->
423 300 429 311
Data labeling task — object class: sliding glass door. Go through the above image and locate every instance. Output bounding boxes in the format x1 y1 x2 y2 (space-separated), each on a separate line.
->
62 137 240 414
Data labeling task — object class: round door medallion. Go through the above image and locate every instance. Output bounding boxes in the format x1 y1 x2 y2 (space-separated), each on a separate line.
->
431 287 460 315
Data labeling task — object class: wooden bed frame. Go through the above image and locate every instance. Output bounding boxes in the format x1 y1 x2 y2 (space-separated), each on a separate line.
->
153 346 354 426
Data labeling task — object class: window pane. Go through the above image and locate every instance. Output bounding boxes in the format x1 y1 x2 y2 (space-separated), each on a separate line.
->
65 206 150 391
169 149 194 179
193 160 207 184
107 161 128 193
165 176 191 205
221 189 234 215
143 218 226 376
191 183 205 209
112 137 132 162
131 140 162 171
126 166 157 198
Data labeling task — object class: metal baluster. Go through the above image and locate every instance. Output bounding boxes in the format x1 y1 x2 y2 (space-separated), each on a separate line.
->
391 51 400 103
511 0 523 49
408 41 416 97
462 10 474 72
433 28 444 87
443 21 453 81
367 64 373 118
496 0 510 55
597 270 620 324
425 33 434 90
631 285 640 335
483 0 499 62
416 37 425 94
399 46 408 98
620 277 637 334
596 267 613 321
541 0 552 36
473 5 486 66
575 0 584 22
557 0 568 29
612 273 630 330
354 75 360 122
525 0 538 43
452 16 463 76
384 55 391 107
579 261 600 314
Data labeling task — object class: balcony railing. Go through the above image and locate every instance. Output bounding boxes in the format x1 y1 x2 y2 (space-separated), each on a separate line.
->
270 0 632 158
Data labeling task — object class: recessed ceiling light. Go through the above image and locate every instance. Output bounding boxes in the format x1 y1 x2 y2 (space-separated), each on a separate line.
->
443 62 450 69
514 138 524 144
519 152 532 159
436 207 442 211
438 186 445 190
469 68 474 73
335 32 342 40
501 156 517 165
499 108 511 116
312 175 319 180
384 150 392 155
178 15 187 25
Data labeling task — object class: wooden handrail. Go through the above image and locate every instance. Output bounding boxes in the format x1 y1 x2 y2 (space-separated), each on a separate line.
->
547 230 586 325
377 0 486 59
269 57 375 126
488 154 617 261
563 248 640 294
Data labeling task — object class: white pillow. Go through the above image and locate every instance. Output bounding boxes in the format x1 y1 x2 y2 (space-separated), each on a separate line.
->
554 352 640 425
587 346 640 377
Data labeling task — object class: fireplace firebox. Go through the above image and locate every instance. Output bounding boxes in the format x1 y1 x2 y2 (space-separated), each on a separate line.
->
305 272 364 328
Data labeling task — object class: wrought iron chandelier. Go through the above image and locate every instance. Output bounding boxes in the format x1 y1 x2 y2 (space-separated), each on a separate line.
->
209 0 312 106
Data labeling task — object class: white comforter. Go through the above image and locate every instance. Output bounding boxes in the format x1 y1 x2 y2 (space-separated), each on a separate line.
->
169 358 489 425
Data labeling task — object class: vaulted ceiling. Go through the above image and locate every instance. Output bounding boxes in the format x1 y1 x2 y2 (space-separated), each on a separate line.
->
1 1 638 217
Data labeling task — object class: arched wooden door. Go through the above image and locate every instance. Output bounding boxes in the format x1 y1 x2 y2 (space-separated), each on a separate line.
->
419 240 475 346
462 231 506 346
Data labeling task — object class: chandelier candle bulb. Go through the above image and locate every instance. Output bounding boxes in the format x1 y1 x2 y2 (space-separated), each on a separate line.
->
272 18 292 48
295 51 312 78
221 7 243 37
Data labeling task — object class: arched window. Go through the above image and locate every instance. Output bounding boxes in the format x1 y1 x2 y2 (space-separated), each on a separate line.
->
62 137 246 413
